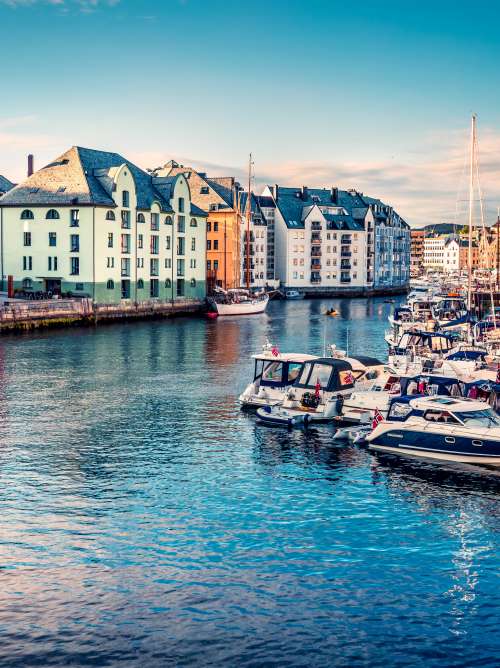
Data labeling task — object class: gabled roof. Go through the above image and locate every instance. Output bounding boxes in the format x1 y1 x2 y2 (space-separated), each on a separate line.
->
0 175 15 194
238 192 267 225
0 146 175 211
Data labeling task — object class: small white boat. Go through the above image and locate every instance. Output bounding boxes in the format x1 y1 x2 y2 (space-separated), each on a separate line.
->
210 288 269 316
285 290 304 300
239 348 317 409
367 395 500 465
256 405 311 427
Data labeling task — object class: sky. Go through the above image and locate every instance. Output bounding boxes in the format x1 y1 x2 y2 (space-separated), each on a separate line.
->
1 0 500 226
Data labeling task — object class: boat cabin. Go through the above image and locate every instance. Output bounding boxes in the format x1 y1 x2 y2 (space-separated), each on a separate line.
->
394 331 455 355
463 380 500 413
386 396 500 427
252 353 317 388
293 358 356 394
400 374 462 397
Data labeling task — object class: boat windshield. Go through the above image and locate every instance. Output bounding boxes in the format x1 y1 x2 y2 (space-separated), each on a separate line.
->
453 409 500 428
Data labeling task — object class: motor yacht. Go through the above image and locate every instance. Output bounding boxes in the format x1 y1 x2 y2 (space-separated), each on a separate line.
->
366 395 500 465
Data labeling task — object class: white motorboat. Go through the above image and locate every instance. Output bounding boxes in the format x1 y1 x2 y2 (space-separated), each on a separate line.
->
239 349 317 408
366 395 500 465
285 290 304 300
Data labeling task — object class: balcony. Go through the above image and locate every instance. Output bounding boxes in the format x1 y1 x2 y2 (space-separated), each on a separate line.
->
311 222 322 231
341 262 351 270
341 235 351 244
311 276 321 284
341 251 351 258
311 261 321 270
340 274 351 283
311 249 322 257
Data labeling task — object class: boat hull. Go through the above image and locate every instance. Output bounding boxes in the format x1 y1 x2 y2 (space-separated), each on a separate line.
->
215 295 269 315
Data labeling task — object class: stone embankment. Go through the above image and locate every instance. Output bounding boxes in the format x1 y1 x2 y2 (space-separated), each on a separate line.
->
0 298 203 332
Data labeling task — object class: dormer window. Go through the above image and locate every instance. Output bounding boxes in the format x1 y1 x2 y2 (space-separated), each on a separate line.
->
21 209 34 220
106 210 115 221
122 190 130 207
46 209 60 219
137 213 145 224
200 186 209 194
165 215 173 225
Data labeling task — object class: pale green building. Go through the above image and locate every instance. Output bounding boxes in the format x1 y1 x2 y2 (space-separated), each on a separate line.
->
0 146 207 303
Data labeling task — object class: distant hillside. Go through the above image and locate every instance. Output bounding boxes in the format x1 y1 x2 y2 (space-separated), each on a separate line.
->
421 223 460 235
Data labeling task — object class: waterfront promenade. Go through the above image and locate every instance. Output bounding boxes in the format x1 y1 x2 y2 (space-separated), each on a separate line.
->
0 297 499 667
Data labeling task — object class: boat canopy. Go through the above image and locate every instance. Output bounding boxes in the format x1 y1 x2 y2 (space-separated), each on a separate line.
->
253 356 312 388
400 374 462 397
396 330 455 353
294 358 355 392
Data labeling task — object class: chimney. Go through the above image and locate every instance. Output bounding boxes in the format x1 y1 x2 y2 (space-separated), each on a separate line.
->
302 185 308 200
331 186 338 204
27 154 34 177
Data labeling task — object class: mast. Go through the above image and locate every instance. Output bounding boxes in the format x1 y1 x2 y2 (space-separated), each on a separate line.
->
467 114 476 312
246 153 252 290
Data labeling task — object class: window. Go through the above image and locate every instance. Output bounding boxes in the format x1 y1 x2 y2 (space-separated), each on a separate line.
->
137 279 144 289
24 232 31 246
70 234 79 252
177 215 185 233
214 240 219 250
107 257 115 268
200 186 209 194
137 213 145 224
137 257 144 268
137 233 143 249
46 209 59 219
190 218 197 227
177 237 185 256
207 240 212 251
70 209 79 227
151 213 159 230
150 258 159 276
48 256 58 271
75 283 83 291
106 210 115 221
214 222 219 232
150 279 159 298
207 222 212 232
21 209 34 220
122 190 129 207
165 278 171 288
107 279 115 290
121 210 130 229
190 278 196 287
47 232 57 247
207 260 211 270
190 258 197 268
121 234 131 254
191 238 196 251
150 235 159 254
70 257 79 275
166 236 171 250
178 197 185 213
213 260 219 270
165 258 172 269
23 256 32 270
165 215 173 226
22 278 33 289
121 258 130 277
108 232 113 248
177 258 185 276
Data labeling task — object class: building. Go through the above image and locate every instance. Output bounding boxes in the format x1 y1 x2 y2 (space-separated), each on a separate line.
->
260 184 409 292
423 235 460 273
0 146 207 303
410 229 425 276
0 175 14 196
158 162 241 292
238 192 268 288
459 239 480 272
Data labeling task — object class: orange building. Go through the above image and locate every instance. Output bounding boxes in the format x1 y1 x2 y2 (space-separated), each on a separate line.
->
158 162 241 291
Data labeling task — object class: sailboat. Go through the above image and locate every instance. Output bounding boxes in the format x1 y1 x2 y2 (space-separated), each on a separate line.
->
209 154 269 316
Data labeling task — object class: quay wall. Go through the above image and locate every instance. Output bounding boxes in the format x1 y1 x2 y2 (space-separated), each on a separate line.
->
300 285 410 298
0 298 204 333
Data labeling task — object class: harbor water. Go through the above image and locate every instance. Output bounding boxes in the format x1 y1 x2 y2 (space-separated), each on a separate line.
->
0 297 499 667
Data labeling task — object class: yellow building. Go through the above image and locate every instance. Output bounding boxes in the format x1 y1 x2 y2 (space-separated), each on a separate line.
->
156 162 241 291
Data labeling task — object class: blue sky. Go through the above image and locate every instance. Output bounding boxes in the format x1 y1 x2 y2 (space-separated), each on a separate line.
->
1 0 500 226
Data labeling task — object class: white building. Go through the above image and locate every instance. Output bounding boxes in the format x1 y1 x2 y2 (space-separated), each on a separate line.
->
0 146 207 303
239 192 268 289
260 185 409 293
423 236 459 273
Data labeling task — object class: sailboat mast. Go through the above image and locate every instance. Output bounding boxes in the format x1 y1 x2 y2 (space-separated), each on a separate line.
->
467 114 476 312
246 153 252 290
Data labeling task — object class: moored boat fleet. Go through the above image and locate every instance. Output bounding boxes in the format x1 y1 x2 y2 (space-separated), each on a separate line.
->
239 280 500 466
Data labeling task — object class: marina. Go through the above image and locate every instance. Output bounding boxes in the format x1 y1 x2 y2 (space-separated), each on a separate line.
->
0 297 499 666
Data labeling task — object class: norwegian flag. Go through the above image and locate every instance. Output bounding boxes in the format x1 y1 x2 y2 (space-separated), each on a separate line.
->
344 370 354 385
271 346 280 357
372 408 384 430
496 363 500 384
315 378 321 399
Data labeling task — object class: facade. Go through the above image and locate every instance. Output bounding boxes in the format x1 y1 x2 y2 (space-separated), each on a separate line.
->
239 192 268 288
423 236 459 273
0 175 14 196
0 147 207 303
459 239 480 271
261 184 409 292
410 229 425 276
159 162 240 291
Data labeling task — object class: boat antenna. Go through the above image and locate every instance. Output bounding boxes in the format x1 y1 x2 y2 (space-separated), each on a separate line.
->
467 114 475 314
245 153 253 290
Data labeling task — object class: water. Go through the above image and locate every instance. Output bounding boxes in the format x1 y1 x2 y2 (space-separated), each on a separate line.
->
0 297 499 667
